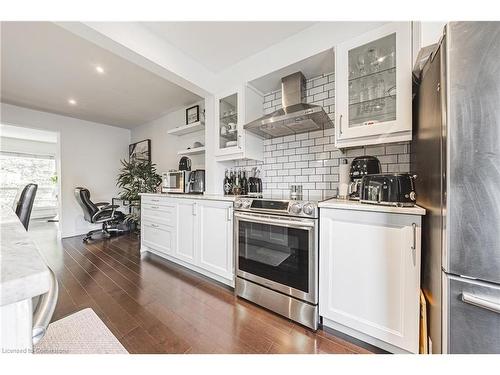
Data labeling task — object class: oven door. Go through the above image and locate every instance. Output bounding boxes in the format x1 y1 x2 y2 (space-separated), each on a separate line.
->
235 211 318 304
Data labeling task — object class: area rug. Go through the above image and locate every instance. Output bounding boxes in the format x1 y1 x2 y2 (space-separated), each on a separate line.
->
34 308 128 354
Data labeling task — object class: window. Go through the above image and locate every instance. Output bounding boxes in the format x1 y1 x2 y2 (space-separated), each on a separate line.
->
0 151 58 210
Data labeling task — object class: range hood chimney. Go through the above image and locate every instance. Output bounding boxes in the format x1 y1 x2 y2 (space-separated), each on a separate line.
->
244 72 333 139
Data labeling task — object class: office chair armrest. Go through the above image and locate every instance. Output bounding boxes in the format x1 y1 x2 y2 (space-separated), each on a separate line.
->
91 205 121 222
94 202 110 206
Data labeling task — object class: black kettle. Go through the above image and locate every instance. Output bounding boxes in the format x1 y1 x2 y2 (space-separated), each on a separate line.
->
178 156 191 171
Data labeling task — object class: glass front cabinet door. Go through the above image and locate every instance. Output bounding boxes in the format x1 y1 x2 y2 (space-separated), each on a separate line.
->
214 85 264 161
335 22 412 148
217 92 240 154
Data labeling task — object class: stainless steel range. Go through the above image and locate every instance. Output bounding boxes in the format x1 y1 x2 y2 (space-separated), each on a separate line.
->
233 197 319 330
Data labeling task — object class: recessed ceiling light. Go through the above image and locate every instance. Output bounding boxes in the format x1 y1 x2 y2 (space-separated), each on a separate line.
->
95 66 105 74
68 99 77 105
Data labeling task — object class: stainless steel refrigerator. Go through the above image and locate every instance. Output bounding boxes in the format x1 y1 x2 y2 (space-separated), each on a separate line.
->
413 21 500 354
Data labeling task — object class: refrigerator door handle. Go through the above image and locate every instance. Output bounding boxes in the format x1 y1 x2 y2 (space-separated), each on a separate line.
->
462 292 500 314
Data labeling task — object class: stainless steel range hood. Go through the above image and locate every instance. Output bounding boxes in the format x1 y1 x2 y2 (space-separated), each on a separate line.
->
244 72 333 139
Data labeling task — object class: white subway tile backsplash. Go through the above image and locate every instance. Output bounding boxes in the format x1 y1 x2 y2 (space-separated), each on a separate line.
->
315 137 330 145
309 175 323 182
314 92 329 101
309 86 323 96
295 133 309 141
315 152 330 160
242 71 410 199
309 145 324 153
386 144 407 154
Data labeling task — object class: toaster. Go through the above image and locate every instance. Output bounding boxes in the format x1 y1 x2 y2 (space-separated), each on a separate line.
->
360 173 417 207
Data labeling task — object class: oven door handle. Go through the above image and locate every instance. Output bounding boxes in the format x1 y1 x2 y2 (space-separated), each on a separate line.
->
234 212 315 228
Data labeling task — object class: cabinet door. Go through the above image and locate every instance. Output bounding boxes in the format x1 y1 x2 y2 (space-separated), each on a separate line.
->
175 200 197 264
196 201 234 280
319 208 421 353
215 91 241 156
335 22 412 148
142 219 176 255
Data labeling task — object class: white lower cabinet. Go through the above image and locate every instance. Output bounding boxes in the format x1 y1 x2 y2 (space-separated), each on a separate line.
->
175 200 197 263
319 208 422 353
141 196 234 285
197 200 233 280
142 219 176 256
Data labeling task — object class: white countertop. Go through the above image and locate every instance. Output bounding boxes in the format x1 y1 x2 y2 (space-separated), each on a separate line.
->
319 198 426 216
140 193 236 202
0 206 51 306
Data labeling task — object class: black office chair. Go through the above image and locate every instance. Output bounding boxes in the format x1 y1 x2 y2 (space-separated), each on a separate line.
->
14 183 38 230
74 187 125 242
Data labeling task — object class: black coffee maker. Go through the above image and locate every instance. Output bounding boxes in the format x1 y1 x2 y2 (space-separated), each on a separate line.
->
178 156 191 171
348 156 381 199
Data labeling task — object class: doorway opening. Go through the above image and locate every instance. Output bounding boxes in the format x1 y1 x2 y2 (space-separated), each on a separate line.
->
0 123 61 240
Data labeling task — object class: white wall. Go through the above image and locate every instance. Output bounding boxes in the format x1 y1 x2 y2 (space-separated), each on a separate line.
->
420 22 446 48
214 22 386 93
131 101 205 174
1 103 131 238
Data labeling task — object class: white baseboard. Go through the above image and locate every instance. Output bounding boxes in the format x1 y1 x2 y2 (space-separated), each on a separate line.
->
322 317 412 354
141 246 235 288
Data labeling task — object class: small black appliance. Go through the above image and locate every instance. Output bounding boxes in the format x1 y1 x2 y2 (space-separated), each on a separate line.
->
178 156 191 171
360 173 417 207
348 156 381 199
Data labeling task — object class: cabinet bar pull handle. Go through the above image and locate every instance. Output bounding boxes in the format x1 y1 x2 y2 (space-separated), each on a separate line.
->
151 199 159 202
462 292 500 314
192 203 197 216
339 114 343 136
150 223 159 228
411 223 417 251
226 207 231 222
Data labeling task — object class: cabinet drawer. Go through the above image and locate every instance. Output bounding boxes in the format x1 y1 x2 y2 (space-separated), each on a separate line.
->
142 203 176 226
142 220 175 254
142 195 173 206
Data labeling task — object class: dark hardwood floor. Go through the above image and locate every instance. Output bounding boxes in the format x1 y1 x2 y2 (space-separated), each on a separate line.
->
33 224 374 354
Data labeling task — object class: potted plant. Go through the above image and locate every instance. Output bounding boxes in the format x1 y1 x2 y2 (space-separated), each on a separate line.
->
116 159 162 231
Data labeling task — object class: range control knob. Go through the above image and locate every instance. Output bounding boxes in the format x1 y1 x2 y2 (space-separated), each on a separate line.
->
242 199 252 209
234 200 242 209
290 202 302 215
302 203 315 216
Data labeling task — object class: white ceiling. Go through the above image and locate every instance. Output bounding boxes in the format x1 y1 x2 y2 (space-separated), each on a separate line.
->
0 123 58 143
0 22 202 129
249 48 335 94
142 22 316 73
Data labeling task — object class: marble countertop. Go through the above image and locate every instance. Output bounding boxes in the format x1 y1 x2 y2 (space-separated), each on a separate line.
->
140 193 236 202
0 206 51 306
319 198 426 216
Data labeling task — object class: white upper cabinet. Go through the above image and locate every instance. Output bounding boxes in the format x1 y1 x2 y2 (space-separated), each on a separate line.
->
335 22 412 148
214 85 264 161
